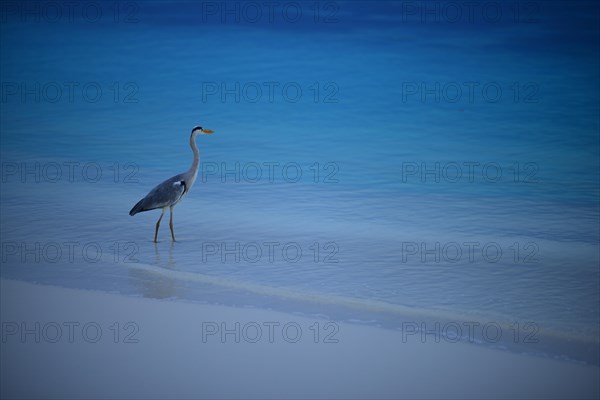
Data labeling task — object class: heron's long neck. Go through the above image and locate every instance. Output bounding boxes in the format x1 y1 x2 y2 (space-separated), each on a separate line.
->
187 133 200 187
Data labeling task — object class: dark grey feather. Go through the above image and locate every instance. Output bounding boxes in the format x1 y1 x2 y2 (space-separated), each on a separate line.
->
129 174 187 216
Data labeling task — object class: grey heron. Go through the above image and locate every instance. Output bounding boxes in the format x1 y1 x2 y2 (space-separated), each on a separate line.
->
129 125 214 242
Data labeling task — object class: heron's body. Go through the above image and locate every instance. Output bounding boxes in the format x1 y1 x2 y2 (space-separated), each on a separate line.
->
128 172 190 215
129 126 213 242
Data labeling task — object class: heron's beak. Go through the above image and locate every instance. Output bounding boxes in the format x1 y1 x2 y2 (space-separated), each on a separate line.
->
202 129 214 134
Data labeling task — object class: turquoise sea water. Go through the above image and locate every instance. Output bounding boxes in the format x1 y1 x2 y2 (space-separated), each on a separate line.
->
1 1 599 364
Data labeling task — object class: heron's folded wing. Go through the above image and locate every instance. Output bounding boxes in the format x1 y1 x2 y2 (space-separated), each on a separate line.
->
140 179 186 211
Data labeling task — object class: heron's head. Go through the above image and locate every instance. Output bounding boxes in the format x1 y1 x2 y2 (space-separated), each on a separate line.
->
191 126 214 136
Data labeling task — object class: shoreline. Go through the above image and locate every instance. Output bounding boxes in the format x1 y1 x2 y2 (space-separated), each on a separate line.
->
2 278 599 399
8 256 598 366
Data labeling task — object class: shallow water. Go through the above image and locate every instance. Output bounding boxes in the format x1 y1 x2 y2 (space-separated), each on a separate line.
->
1 1 599 364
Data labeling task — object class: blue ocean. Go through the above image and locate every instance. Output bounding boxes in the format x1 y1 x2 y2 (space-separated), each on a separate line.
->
1 1 599 364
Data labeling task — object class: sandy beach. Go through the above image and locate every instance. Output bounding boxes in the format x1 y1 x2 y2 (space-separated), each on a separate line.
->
1 279 598 399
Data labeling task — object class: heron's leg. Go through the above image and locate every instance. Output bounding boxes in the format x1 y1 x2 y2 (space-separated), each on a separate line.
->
154 208 165 243
169 206 175 242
